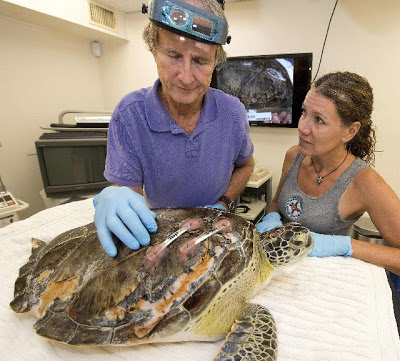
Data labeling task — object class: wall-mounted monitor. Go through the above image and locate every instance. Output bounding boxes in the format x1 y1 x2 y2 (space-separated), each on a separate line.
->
211 53 313 128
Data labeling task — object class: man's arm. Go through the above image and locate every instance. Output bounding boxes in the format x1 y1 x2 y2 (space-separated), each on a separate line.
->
218 156 254 208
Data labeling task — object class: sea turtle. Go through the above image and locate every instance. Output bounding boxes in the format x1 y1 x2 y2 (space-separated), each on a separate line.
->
10 207 313 360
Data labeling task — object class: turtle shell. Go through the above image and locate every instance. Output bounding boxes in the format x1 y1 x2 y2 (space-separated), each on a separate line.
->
216 58 293 111
10 208 258 345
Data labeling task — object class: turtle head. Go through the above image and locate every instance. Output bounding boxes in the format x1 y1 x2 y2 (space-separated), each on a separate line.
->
259 222 313 268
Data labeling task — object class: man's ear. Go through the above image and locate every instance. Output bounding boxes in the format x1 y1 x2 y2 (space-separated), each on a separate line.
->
343 121 361 142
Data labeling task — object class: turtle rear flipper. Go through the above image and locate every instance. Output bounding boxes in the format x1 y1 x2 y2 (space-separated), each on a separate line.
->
10 238 47 312
213 304 277 361
34 309 113 345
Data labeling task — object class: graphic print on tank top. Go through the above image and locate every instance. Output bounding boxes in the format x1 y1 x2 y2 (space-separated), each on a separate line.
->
285 196 303 218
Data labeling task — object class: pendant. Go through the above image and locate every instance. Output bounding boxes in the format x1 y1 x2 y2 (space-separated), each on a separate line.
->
316 176 323 185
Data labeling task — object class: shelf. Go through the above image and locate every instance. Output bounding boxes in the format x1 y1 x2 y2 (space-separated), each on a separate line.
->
246 169 272 188
236 200 266 222
236 168 272 223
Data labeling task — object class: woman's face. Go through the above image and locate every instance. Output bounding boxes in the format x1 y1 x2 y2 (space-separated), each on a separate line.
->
153 28 217 108
297 90 353 157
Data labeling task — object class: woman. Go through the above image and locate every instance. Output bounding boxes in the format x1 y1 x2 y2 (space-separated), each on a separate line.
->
257 71 400 275
93 0 254 257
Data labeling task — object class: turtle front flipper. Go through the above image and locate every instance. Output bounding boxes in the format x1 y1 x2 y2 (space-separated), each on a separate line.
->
212 304 277 361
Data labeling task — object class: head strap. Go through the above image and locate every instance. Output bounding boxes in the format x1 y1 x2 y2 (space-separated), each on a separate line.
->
142 0 230 45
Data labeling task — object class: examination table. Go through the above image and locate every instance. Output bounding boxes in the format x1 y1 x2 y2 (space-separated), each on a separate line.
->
1 199 399 361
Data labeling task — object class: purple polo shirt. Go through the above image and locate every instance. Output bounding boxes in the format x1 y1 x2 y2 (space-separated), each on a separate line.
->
104 79 254 208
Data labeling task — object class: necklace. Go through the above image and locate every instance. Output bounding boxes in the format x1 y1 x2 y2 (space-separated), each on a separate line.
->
311 152 348 185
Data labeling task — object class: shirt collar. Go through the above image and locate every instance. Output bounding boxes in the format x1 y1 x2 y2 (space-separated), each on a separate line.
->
145 79 218 134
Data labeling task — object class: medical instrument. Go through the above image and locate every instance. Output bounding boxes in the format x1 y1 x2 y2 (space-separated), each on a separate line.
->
142 0 230 45
194 218 233 245
162 217 204 248
0 177 17 213
0 191 18 212
175 217 233 263
0 177 29 227
144 217 204 270
145 217 204 259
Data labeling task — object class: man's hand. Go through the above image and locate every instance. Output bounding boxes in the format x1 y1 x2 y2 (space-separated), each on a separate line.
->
93 186 158 257
204 203 227 211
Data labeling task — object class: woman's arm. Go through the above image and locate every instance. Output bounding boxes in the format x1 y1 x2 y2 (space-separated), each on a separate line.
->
352 240 400 274
350 168 400 273
267 146 298 213
256 147 299 233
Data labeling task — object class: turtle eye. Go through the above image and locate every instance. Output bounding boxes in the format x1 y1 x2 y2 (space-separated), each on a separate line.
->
284 230 294 241
291 239 305 247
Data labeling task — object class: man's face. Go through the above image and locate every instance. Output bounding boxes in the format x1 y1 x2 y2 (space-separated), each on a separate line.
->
154 28 217 108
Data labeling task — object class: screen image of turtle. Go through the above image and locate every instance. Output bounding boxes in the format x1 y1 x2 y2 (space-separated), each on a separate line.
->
211 53 312 128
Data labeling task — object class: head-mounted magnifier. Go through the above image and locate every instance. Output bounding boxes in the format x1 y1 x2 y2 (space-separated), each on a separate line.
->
142 0 231 45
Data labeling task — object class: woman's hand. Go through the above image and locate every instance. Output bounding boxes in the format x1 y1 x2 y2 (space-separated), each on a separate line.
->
308 232 352 257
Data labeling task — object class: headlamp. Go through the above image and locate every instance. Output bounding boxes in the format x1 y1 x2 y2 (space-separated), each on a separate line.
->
142 0 230 45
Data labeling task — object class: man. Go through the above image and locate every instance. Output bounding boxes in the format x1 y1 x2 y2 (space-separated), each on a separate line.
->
94 0 254 256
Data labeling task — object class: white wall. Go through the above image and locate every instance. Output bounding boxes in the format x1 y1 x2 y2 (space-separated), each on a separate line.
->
0 15 105 217
100 12 155 107
99 0 400 198
1 0 129 39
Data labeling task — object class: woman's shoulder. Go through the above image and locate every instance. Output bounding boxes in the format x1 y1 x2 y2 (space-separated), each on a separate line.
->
352 164 385 189
279 146 302 176
350 162 400 223
350 164 397 207
284 145 301 163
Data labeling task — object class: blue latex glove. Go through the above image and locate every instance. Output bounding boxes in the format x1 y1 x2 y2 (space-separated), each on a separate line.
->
308 232 353 257
93 186 158 257
256 212 283 233
204 203 227 211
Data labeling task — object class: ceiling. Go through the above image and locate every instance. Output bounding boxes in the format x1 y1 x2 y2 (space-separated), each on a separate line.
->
97 0 248 13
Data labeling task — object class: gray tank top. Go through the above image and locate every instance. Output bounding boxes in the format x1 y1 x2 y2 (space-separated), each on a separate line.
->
278 153 368 235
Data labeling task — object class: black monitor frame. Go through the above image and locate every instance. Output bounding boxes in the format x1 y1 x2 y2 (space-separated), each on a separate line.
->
211 52 313 128
35 137 110 197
